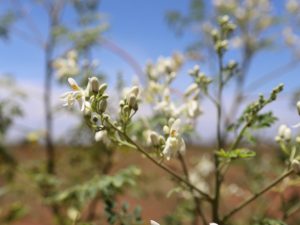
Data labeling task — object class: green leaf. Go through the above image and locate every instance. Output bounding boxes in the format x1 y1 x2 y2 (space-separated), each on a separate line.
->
252 112 277 129
217 148 256 160
50 166 140 209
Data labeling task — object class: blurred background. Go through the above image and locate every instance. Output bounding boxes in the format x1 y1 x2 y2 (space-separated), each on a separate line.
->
1 0 300 225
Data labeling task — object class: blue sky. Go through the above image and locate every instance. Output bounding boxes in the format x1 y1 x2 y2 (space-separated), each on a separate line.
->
1 0 300 142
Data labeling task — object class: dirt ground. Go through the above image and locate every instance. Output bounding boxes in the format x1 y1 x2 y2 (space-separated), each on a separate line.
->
1 144 300 225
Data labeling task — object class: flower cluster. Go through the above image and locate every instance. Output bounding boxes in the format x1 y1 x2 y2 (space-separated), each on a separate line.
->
145 53 183 84
148 118 186 160
62 77 112 143
274 102 300 174
275 124 292 143
53 50 80 79
212 0 275 51
283 0 300 57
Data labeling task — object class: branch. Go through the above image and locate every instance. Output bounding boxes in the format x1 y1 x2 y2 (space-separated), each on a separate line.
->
106 119 213 202
178 153 208 225
222 169 294 223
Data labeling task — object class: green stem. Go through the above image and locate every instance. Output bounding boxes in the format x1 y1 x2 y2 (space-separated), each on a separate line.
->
212 53 224 223
229 121 250 151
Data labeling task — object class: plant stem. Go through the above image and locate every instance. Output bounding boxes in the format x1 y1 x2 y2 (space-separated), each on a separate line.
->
107 120 213 202
229 121 250 151
44 34 55 174
212 53 224 223
222 169 293 223
178 153 208 225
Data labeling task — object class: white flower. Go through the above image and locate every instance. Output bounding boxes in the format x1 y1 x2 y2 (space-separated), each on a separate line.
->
149 131 160 146
292 159 300 174
297 101 300 115
189 172 209 193
53 50 79 79
277 124 292 141
186 100 202 118
210 223 219 225
95 130 111 146
195 154 214 177
184 83 198 97
162 119 186 160
61 78 86 111
150 220 160 225
293 102 300 128
286 0 300 13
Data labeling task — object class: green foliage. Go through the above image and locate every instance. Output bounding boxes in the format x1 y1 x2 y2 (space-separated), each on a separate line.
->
252 218 288 225
0 202 28 224
0 12 17 40
217 148 256 160
51 166 141 209
228 84 283 133
165 0 204 36
69 25 108 51
104 199 143 225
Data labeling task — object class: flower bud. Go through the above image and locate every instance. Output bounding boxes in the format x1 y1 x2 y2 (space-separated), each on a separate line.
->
119 100 125 107
150 220 160 225
168 118 175 126
67 208 80 221
98 99 107 113
95 130 106 142
128 94 137 109
122 105 130 118
89 77 100 93
129 86 139 97
91 112 101 126
98 83 108 95
227 60 237 70
284 127 292 141
219 15 229 25
278 124 288 138
292 159 300 174
275 136 281 143
210 29 219 42
184 83 198 97
163 125 170 135
297 101 300 115
150 131 160 146
159 136 165 145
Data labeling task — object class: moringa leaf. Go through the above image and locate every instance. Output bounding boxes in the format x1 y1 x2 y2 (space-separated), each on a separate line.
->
217 148 256 160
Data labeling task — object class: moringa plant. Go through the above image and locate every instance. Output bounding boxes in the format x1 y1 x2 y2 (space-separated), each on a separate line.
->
62 16 300 225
